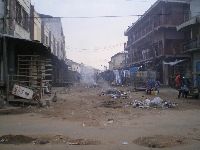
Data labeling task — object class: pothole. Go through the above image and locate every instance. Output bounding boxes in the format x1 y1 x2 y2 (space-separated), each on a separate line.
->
133 135 186 148
0 134 101 145
0 135 36 144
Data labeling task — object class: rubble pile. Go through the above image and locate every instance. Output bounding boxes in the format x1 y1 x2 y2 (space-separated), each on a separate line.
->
132 97 177 109
100 89 128 99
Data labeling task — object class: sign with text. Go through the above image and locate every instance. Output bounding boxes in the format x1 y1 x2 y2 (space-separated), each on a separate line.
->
12 84 33 100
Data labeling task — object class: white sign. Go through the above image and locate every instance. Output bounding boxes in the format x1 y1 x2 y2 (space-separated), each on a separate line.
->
12 84 33 100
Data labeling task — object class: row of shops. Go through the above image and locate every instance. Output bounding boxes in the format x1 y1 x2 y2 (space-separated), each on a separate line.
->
0 34 71 102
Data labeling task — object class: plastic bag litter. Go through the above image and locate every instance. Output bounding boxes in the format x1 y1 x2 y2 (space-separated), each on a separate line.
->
144 99 151 106
150 97 163 106
132 97 177 109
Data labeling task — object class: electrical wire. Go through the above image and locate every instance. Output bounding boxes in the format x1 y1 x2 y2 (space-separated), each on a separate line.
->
2 11 200 20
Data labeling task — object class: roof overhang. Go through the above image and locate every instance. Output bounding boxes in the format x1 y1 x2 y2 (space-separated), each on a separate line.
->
177 16 200 31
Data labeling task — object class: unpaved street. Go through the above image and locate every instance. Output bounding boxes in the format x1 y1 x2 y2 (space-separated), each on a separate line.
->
0 86 200 150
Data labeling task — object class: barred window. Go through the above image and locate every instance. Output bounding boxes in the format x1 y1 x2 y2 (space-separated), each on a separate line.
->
15 1 29 31
16 1 22 25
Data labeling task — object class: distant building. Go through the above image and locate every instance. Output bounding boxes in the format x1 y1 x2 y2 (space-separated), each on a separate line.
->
109 52 127 70
66 59 82 73
125 0 190 85
0 0 31 39
40 14 66 60
177 0 200 87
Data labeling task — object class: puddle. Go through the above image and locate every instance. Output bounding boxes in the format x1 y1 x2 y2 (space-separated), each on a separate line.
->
133 135 186 148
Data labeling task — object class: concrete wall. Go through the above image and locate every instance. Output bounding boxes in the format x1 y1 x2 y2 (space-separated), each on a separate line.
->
110 53 126 70
193 52 200 86
190 0 200 18
40 15 65 60
14 24 30 39
18 0 31 13
0 0 4 33
14 0 31 39
33 11 41 42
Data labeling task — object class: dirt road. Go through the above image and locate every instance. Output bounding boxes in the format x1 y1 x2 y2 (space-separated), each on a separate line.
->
0 86 200 149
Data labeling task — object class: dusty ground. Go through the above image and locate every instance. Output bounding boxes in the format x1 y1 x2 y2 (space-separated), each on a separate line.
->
0 85 200 149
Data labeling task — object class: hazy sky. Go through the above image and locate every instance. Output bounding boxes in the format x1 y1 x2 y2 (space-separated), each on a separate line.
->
32 0 157 70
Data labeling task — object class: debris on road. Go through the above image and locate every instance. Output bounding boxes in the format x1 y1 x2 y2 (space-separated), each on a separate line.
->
132 97 177 109
67 139 100 145
100 100 122 108
122 141 129 145
107 118 114 124
100 89 128 99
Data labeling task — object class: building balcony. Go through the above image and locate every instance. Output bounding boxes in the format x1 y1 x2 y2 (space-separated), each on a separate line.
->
183 39 200 52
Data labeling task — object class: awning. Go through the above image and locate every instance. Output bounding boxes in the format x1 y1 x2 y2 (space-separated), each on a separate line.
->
163 59 186 66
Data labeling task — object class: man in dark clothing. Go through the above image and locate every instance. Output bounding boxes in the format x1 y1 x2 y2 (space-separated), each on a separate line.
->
178 84 189 98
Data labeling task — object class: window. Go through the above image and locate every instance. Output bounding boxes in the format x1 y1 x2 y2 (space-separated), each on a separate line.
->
15 1 29 31
16 1 22 25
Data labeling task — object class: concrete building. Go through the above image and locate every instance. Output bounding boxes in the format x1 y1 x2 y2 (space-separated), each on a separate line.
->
40 14 66 60
66 59 82 73
30 5 41 42
125 0 190 85
177 0 200 87
0 0 31 39
109 52 127 70
0 0 4 34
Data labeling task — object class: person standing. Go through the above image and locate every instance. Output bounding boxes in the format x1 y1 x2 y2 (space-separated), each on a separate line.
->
175 73 181 89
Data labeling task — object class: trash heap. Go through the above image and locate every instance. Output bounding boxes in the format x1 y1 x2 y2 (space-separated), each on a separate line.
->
100 89 128 99
132 97 177 109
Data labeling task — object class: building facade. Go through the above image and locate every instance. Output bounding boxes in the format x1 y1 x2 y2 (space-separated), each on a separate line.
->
109 52 127 70
40 14 66 60
125 0 190 85
177 0 200 87
0 0 31 39
30 5 41 42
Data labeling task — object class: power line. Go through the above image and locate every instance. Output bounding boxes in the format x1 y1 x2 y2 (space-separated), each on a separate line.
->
67 42 124 50
0 12 200 19
2 12 199 20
